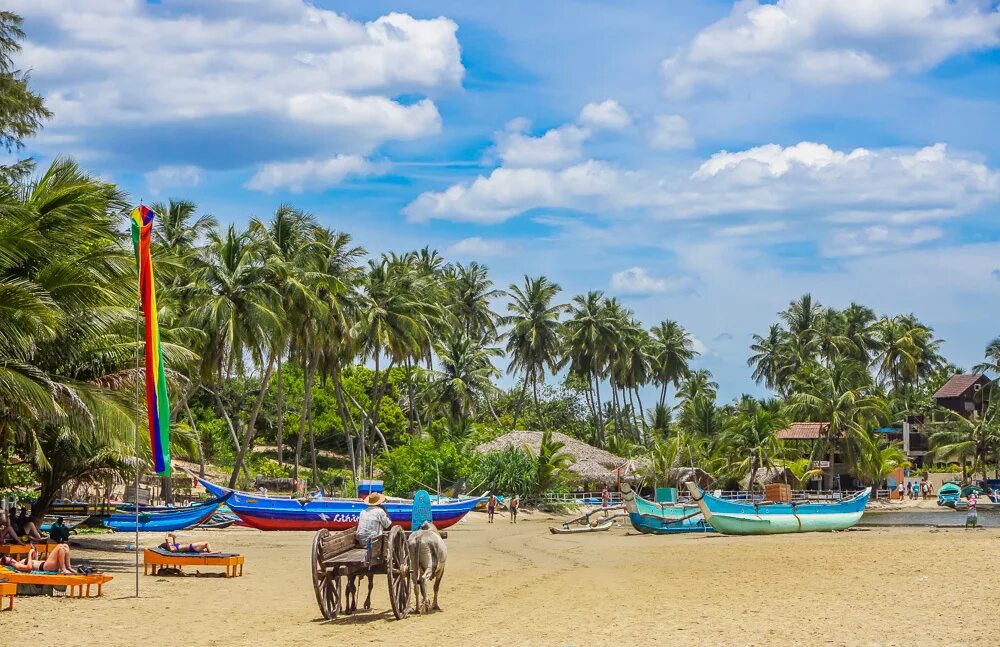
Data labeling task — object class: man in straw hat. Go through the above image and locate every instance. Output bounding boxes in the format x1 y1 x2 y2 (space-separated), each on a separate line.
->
356 491 392 547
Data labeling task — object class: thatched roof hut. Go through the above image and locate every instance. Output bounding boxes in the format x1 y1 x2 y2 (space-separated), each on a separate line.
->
740 467 794 489
475 431 629 487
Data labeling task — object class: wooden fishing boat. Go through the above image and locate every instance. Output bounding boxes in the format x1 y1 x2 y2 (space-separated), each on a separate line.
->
684 482 870 535
102 493 231 532
549 519 615 534
198 478 486 532
621 483 712 534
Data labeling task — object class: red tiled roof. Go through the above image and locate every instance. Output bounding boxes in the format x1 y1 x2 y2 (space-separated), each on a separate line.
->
933 374 987 399
776 422 828 440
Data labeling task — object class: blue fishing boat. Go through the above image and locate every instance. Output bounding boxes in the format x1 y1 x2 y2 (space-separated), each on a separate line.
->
198 478 487 531
684 482 870 535
102 493 231 532
621 483 712 534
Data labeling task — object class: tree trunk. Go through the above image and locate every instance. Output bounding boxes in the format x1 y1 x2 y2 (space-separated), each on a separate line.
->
511 378 530 430
634 388 649 441
228 353 278 488
331 363 359 483
183 401 206 478
658 382 668 411
532 376 542 429
209 386 241 455
405 356 421 436
276 352 284 467
593 373 605 447
308 358 318 488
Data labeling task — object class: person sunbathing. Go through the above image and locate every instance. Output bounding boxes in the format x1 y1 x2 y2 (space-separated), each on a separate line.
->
0 510 24 544
13 507 45 541
159 533 212 553
1 544 76 575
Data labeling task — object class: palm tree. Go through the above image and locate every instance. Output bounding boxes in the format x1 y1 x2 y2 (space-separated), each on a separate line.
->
150 199 218 257
650 320 697 409
788 359 883 489
873 315 943 392
502 276 566 429
927 401 1000 484
676 369 718 403
562 291 611 444
974 337 1000 377
748 324 792 394
355 255 439 477
854 433 910 499
425 329 502 423
0 159 196 519
722 401 787 492
532 429 575 493
447 262 504 342
249 205 322 475
186 224 286 487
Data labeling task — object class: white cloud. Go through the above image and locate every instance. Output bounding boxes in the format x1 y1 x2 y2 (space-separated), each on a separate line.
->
246 155 386 193
578 99 630 130
649 114 694 150
406 141 1000 228
285 95 441 139
662 0 1000 97
446 236 510 258
610 267 697 295
12 2 461 154
494 124 589 168
145 165 202 194
823 225 943 257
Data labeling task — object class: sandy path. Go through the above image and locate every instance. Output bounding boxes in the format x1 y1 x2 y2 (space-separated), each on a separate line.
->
4 513 998 646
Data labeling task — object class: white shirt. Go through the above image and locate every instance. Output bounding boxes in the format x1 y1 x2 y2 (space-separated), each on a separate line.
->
356 506 392 545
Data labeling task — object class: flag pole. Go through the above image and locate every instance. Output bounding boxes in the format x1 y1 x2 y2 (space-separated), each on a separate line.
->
134 288 141 597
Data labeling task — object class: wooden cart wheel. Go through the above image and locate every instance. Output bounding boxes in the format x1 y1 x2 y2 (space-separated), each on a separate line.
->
385 526 411 620
311 530 340 619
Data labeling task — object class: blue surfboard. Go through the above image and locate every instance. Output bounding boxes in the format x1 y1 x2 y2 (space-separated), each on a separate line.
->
411 490 432 530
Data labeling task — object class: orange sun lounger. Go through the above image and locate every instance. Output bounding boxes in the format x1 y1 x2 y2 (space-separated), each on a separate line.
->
0 543 58 559
0 569 112 598
144 548 244 578
1 581 14 610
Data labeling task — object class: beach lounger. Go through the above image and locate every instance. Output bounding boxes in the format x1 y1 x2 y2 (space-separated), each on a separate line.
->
143 547 245 578
0 581 14 610
1 567 112 598
0 543 58 559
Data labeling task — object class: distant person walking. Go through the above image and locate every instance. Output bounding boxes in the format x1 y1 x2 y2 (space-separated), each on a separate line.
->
966 492 978 529
509 495 520 524
487 495 497 524
912 481 920 500
601 487 610 508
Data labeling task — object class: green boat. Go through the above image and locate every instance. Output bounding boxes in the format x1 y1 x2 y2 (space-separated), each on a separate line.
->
684 482 870 535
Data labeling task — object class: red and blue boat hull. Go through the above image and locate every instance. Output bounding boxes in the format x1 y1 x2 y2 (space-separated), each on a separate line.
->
198 478 485 531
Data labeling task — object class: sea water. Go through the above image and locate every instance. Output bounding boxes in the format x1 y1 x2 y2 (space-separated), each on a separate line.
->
859 510 999 528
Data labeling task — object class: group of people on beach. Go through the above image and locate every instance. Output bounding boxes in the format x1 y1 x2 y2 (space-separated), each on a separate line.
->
0 506 46 543
900 480 933 500
485 494 519 524
1 509 79 575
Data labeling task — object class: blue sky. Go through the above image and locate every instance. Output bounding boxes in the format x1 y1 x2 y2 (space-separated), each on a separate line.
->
11 0 1000 400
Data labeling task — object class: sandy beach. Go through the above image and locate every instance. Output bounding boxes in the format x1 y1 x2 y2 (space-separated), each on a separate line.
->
3 511 998 646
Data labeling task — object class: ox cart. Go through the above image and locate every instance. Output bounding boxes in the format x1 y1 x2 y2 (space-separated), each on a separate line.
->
311 525 413 620
311 525 449 620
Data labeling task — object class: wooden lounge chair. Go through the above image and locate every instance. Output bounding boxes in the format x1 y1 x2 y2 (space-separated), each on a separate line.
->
143 547 245 578
0 581 14 610
0 543 58 559
1 568 112 598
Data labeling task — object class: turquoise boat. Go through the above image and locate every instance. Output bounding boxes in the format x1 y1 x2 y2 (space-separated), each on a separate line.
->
684 482 870 535
620 484 712 534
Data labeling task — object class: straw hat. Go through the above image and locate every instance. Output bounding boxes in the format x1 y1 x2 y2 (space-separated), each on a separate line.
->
363 492 386 506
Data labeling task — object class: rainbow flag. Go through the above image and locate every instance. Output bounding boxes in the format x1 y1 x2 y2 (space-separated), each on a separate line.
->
130 205 171 476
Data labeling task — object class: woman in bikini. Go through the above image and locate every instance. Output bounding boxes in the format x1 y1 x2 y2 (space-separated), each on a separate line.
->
1 544 76 574
160 533 213 553
0 510 23 544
